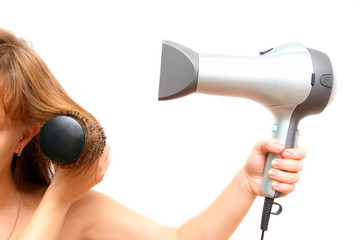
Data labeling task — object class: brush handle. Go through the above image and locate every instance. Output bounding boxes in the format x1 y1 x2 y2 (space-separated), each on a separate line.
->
260 116 300 198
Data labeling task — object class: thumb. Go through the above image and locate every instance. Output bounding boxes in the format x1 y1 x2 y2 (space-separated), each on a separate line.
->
254 138 285 156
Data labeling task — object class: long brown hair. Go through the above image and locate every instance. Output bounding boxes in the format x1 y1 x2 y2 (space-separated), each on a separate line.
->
0 28 102 192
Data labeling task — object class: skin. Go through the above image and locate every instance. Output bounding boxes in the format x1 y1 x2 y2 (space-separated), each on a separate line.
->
0 107 306 240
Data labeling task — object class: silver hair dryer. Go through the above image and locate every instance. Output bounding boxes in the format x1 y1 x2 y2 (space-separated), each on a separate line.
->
158 40 334 238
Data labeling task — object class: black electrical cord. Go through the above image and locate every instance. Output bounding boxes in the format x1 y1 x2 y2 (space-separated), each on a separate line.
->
261 230 265 240
260 197 282 240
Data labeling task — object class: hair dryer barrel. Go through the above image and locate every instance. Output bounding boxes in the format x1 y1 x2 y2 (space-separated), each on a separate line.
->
159 40 314 107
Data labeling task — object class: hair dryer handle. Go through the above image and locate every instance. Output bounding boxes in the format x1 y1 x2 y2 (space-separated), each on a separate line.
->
261 118 300 198
261 152 284 198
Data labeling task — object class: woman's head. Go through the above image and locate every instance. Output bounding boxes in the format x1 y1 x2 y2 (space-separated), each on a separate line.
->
0 28 103 192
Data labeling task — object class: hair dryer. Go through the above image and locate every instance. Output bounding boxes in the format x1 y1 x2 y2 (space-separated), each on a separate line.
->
158 40 334 238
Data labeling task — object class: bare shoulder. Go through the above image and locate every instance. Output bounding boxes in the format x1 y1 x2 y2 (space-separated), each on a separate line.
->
69 189 118 213
59 190 126 239
59 190 176 240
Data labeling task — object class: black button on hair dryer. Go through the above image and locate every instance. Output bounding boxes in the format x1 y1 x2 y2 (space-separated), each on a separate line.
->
157 41 335 239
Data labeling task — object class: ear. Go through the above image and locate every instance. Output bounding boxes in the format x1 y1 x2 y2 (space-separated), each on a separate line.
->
15 125 40 155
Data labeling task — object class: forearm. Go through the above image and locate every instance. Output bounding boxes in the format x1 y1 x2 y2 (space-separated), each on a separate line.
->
177 169 256 240
16 187 71 240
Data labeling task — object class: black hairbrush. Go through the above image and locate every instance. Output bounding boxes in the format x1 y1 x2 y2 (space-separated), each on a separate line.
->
39 111 106 168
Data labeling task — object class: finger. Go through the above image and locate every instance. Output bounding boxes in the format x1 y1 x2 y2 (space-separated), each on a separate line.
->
95 145 111 183
282 146 307 160
98 145 110 170
105 154 111 171
272 158 303 173
254 138 285 156
102 149 111 173
272 181 295 195
105 146 111 171
268 169 300 184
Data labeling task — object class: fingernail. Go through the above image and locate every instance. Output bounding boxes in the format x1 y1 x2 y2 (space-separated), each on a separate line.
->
275 144 285 152
282 151 290 158
272 159 280 168
269 169 277 178
272 181 280 189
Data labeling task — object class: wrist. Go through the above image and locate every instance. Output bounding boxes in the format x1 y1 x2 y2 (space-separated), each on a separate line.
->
44 184 73 210
235 169 257 200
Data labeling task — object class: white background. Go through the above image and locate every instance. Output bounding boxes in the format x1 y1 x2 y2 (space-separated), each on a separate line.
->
1 0 359 239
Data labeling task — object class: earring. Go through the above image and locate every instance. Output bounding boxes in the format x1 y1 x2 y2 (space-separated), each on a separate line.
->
17 147 22 157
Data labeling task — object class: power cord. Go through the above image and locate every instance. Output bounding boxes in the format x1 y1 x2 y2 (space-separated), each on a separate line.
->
260 197 282 240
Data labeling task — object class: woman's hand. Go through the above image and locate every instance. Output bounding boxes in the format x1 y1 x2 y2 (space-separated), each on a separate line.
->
48 145 111 206
242 139 306 197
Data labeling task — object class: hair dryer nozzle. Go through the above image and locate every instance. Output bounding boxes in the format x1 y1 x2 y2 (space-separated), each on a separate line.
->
158 41 199 100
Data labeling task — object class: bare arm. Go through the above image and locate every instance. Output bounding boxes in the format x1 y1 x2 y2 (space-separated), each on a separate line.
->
177 138 305 240
15 187 72 239
177 169 256 240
